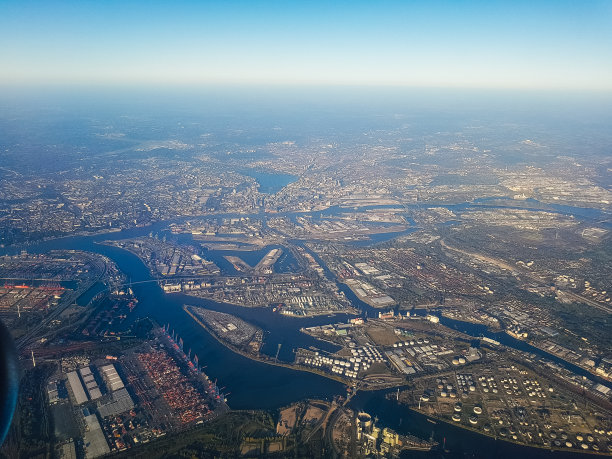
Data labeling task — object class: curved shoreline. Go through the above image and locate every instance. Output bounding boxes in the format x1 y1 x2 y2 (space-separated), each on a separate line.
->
183 305 349 386
184 306 410 394
183 295 359 318
99 239 360 319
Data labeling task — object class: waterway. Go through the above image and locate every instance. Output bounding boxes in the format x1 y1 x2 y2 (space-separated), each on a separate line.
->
434 314 612 388
204 244 300 275
76 281 107 306
239 169 297 194
0 201 607 456
1 231 345 409
349 390 597 459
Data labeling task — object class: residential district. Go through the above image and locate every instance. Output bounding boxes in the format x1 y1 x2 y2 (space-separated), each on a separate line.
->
0 110 611 458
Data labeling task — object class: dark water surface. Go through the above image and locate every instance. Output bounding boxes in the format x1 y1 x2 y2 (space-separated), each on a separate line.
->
1 230 344 410
349 391 597 459
239 169 297 194
435 314 611 388
0 202 605 455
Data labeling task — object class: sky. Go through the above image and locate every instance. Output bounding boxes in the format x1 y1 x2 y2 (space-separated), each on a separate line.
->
0 0 611 90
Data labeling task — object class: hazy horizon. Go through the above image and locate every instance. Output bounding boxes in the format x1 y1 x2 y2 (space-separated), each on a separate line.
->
1 0 611 90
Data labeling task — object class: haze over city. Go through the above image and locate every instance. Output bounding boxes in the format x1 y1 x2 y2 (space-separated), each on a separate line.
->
0 1 611 459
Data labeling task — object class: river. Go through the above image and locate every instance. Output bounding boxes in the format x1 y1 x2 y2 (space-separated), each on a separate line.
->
350 390 598 459
434 314 611 387
0 200 607 456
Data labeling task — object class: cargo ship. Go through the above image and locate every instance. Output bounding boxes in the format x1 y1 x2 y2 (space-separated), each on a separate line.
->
162 324 228 403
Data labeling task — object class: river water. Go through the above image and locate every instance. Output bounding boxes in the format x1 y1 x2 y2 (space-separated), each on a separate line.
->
1 199 607 456
351 390 597 459
434 314 611 387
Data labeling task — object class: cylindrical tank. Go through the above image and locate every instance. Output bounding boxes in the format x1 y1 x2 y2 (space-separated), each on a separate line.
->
357 412 372 432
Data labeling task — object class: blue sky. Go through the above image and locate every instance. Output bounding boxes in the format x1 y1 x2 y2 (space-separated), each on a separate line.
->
1 0 611 90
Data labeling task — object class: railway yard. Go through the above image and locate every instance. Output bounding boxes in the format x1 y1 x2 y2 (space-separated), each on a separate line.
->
0 251 107 329
2 64 612 459
3 203 611 457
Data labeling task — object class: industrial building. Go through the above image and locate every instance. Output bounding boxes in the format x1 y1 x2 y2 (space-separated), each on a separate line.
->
97 388 134 418
47 381 59 404
80 366 102 400
66 371 88 405
83 411 110 458
100 364 125 392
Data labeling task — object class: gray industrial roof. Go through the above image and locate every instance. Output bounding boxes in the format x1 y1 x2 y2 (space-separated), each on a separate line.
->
83 414 110 458
97 388 134 418
67 371 88 405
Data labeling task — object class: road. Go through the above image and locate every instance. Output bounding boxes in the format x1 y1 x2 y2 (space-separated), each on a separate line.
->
324 406 344 456
303 401 338 445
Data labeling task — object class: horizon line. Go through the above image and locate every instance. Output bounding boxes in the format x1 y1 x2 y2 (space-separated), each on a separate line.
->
1 81 612 95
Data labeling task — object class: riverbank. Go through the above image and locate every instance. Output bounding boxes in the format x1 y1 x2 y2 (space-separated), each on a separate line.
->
183 305 349 386
183 294 359 318
402 401 607 456
527 339 612 385
440 310 501 330
2 201 608 456
437 314 612 390
274 307 360 319
185 305 411 393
